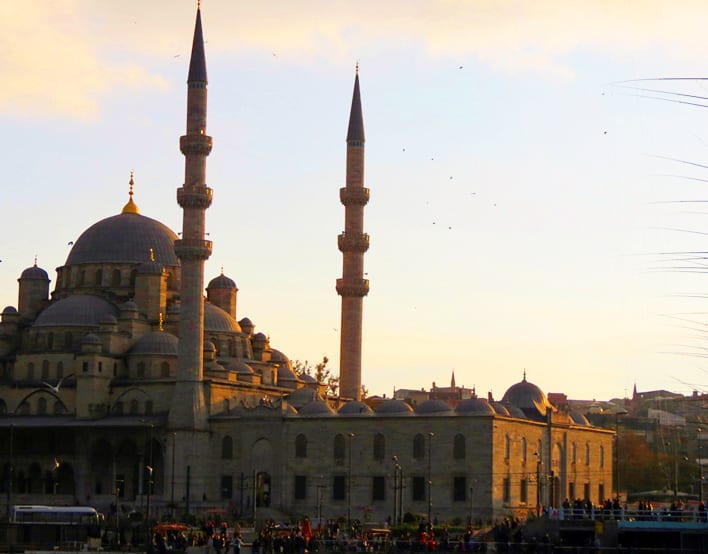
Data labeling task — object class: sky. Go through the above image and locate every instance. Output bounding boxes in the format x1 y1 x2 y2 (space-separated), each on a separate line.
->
3 1 708 402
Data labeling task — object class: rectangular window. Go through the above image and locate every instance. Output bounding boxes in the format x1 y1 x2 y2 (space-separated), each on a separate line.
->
598 483 605 503
520 479 528 504
221 475 233 499
568 481 575 501
294 475 307 500
333 475 346 500
583 482 590 501
412 476 426 501
453 476 467 502
503 477 511 504
372 476 385 501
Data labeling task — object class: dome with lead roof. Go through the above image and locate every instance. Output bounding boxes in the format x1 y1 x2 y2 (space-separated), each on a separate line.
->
415 399 453 415
456 398 495 415
375 399 414 415
298 399 335 416
130 331 179 355
20 264 49 280
204 303 241 332
65 212 179 267
338 401 374 416
34 295 119 327
501 375 554 420
208 274 237 289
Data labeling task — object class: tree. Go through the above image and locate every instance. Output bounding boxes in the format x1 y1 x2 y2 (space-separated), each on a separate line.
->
293 356 340 396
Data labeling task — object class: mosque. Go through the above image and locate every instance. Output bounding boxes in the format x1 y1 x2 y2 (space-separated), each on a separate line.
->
0 6 612 526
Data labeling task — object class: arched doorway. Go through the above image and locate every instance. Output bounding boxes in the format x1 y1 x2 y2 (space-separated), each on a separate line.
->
256 472 271 507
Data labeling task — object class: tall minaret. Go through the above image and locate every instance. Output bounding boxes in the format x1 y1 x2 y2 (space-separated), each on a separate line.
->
336 67 369 400
169 3 213 430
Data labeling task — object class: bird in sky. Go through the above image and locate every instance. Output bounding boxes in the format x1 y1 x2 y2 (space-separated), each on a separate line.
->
41 374 74 393
67 241 74 245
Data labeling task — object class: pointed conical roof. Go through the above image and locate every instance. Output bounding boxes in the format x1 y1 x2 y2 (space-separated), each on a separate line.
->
346 68 365 142
187 6 207 84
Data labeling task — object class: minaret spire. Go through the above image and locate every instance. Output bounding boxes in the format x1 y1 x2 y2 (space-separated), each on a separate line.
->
337 66 370 400
169 3 214 431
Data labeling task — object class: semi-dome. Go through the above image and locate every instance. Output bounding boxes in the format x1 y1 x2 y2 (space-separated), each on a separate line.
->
223 358 254 374
2 306 17 314
137 261 164 275
415 399 453 415
204 302 241 332
375 399 414 415
208 274 237 289
65 212 179 266
501 375 554 420
20 264 49 280
81 333 101 345
286 388 323 409
456 398 495 415
298 399 335 416
338 401 374 416
491 402 511 416
34 295 119 327
130 331 179 355
121 300 138 312
570 411 591 426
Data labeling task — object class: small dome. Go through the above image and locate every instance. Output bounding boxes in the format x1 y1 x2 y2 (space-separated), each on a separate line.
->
208 273 237 290
287 388 323 409
204 302 242 332
2 306 18 314
338 401 374 416
137 261 164 275
415 399 453 415
204 341 216 352
81 333 101 345
375 399 414 415
570 411 590 426
501 376 554 420
34 295 119 327
239 317 253 328
456 398 495 415
121 300 138 312
20 264 49 280
253 332 267 342
298 400 335 416
130 331 179 355
502 403 527 419
491 402 511 416
299 373 317 384
223 358 254 374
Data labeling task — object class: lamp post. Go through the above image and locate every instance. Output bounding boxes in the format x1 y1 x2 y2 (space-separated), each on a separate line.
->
171 433 177 520
535 453 541 516
347 433 355 532
392 456 400 526
6 424 14 517
427 432 434 528
697 428 703 503
614 409 628 501
316 475 325 528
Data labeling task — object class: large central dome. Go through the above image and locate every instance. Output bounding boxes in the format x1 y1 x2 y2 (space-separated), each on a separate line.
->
65 212 179 267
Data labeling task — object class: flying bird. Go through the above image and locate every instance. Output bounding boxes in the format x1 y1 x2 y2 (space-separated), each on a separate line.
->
67 241 74 245
41 374 74 393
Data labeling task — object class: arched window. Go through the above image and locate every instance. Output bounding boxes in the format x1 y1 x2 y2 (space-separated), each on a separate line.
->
222 436 233 459
599 445 605 468
137 362 146 378
211 337 219 356
413 434 425 460
295 434 307 458
95 268 103 285
47 333 54 350
160 362 170 378
57 361 63 379
41 360 49 379
453 434 466 460
334 434 345 461
505 435 511 459
129 399 139 414
129 269 137 287
585 443 591 465
27 362 35 380
373 433 385 461
521 438 527 462
572 442 577 464
53 401 65 414
78 270 85 286
37 397 47 415
64 332 73 350
112 269 121 286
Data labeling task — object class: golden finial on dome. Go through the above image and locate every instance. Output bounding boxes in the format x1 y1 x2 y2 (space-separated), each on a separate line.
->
34 255 38 267
149 248 155 262
220 265 224 275
356 61 359 75
159 312 164 331
121 170 140 214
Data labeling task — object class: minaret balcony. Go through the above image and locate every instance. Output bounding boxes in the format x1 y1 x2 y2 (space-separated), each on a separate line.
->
174 238 213 261
336 278 370 297
180 134 213 156
339 187 370 206
338 232 370 253
177 186 214 209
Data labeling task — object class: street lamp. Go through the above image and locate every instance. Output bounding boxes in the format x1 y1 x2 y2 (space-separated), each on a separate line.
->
697 428 703 503
316 475 325 527
171 433 177 520
614 409 628 501
427 432 434 528
391 456 399 526
347 433 355 532
6 424 14 517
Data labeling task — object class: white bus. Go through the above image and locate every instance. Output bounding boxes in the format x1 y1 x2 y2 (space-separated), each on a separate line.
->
9 505 103 549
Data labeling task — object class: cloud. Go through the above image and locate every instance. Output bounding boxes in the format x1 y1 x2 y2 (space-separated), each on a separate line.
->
0 1 167 120
5 0 708 119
